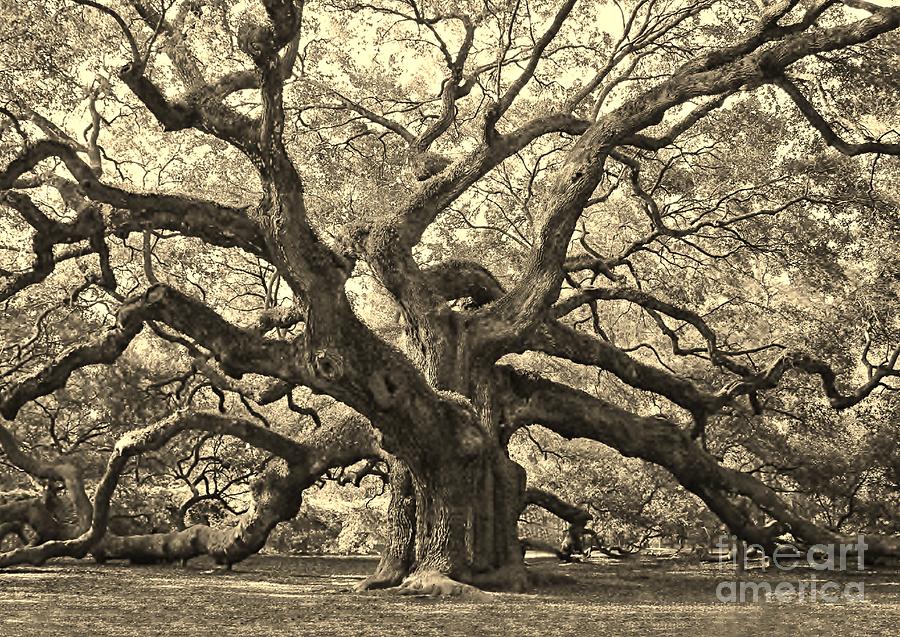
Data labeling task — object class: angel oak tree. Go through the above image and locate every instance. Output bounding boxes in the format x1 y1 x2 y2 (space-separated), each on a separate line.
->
1 0 900 595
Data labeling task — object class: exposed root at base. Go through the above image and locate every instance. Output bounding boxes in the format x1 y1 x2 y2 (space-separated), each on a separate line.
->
353 558 408 592
395 570 492 600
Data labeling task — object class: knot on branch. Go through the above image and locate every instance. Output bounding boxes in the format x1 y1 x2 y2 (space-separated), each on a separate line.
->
369 371 401 410
364 222 402 260
436 390 486 457
483 101 501 144
116 283 168 327
238 19 277 64
314 349 344 381
118 61 143 80
755 53 785 81
336 221 369 261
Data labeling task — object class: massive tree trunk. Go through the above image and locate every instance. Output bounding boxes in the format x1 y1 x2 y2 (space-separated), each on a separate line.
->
401 447 527 591
358 306 529 592
425 333 527 588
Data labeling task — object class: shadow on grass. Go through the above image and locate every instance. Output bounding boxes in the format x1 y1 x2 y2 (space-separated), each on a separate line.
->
0 554 897 636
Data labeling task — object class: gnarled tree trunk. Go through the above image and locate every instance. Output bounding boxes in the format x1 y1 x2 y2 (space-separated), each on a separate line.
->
363 311 530 591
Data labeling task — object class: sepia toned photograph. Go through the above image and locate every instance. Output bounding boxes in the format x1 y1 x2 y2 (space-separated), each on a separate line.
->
0 0 898 635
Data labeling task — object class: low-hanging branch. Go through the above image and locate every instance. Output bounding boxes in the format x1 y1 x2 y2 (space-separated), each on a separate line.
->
505 366 900 557
0 409 379 568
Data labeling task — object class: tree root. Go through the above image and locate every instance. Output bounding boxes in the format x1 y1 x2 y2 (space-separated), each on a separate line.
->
353 556 409 592
395 570 492 600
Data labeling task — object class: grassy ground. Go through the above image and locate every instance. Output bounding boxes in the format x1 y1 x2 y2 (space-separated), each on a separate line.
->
0 553 897 636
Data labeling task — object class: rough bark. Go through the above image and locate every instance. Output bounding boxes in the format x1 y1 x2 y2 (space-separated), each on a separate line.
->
402 401 528 590
355 459 415 590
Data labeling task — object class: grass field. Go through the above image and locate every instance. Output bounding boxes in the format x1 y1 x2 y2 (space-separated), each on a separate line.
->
0 554 897 636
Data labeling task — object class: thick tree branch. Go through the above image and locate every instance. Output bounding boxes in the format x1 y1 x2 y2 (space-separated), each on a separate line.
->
504 367 900 557
380 111 590 250
0 139 267 255
118 66 260 154
623 94 730 151
523 486 593 559
0 322 143 421
485 5 900 337
722 347 900 410
522 320 719 417
414 14 477 153
0 191 110 302
0 409 379 567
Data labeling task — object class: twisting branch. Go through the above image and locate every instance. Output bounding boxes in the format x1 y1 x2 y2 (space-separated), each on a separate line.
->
482 4 900 338
73 0 141 64
0 192 110 302
118 66 260 154
0 409 379 568
0 282 313 424
91 0 259 154
0 426 93 536
521 320 719 416
413 13 478 154
73 0 259 154
0 138 267 255
775 75 900 156
720 347 900 410
0 321 143 421
523 487 593 559
504 367 900 557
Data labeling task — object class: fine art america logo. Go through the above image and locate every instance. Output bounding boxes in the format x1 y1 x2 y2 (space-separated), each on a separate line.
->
715 535 867 603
